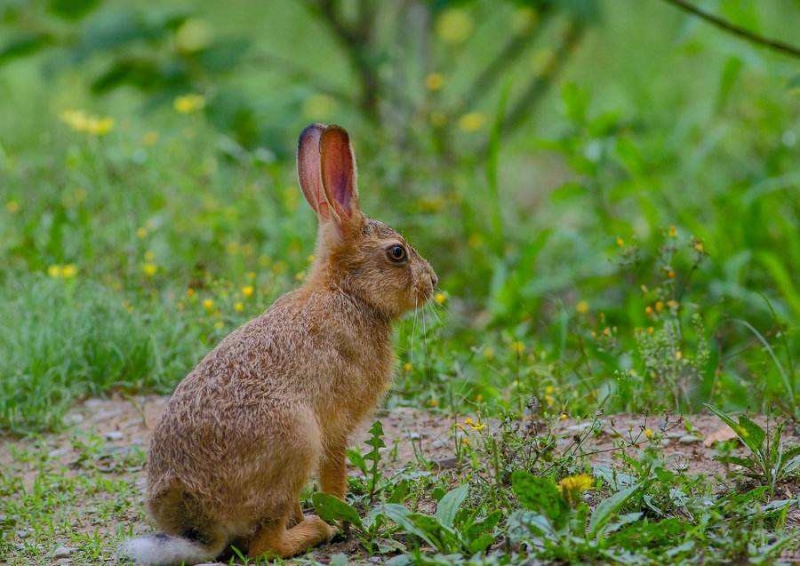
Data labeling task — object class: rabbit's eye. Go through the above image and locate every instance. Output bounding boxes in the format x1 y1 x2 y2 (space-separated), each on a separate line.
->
387 244 407 263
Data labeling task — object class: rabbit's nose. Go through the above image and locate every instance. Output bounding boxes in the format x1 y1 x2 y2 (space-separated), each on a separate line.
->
429 272 438 288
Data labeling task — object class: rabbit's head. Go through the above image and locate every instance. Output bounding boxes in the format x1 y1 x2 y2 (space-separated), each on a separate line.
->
298 124 437 319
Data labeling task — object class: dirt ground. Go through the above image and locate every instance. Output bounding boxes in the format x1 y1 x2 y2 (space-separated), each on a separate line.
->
2 395 798 565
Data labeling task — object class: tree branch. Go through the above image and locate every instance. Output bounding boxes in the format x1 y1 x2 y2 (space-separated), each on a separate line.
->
304 0 382 123
658 0 800 59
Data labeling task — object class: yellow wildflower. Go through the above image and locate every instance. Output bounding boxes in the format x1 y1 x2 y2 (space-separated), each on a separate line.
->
463 417 486 432
241 286 254 298
475 394 484 403
144 250 155 262
510 341 525 355
47 265 62 278
403 362 413 372
61 264 77 278
545 385 555 394
425 73 445 91
203 299 214 310
644 428 654 439
187 288 195 298
544 394 555 407
136 227 147 239
675 351 683 360
694 241 704 253
142 263 157 277
434 292 447 305
234 302 244 312
560 412 568 421
645 305 654 316
647 326 654 335
483 347 495 360
87 117 114 136
435 8 474 44
669 225 677 238
174 94 206 114
458 112 485 132
307 255 316 264
60 110 114 136
655 301 664 312
6 200 20 213
214 320 224 329
576 300 589 314
616 237 625 247
428 399 439 407
558 474 593 494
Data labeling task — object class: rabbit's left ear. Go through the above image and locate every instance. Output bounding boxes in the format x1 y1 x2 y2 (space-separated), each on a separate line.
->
297 123 333 221
320 125 362 228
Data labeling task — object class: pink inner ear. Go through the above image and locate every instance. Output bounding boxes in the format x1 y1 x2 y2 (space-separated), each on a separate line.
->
297 123 327 215
320 126 357 218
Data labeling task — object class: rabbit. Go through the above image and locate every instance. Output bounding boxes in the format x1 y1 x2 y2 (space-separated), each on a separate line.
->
120 124 438 566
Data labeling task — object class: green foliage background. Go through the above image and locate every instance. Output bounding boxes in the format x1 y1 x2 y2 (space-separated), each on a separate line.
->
0 0 798 433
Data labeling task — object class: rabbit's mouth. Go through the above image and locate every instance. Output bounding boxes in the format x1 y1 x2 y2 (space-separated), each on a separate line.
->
414 281 435 304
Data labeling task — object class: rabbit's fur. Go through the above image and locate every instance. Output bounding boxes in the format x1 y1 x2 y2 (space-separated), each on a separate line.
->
121 124 437 565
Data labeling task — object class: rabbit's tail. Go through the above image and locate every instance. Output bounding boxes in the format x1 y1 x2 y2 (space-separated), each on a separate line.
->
119 533 222 566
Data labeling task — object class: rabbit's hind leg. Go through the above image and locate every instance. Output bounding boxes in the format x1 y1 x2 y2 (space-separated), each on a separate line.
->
248 512 334 559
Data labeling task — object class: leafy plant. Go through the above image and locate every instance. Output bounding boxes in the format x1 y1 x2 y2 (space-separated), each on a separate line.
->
705 404 800 493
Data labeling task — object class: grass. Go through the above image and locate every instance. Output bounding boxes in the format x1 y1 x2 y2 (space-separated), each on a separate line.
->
0 0 799 563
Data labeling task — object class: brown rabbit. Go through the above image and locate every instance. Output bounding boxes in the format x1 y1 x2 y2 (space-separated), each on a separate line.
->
120 124 437 565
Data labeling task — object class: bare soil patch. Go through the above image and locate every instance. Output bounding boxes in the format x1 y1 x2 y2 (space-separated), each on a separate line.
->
2 395 798 565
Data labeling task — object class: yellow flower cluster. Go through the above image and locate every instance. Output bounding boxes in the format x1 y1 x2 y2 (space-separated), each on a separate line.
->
174 94 206 114
60 110 114 136
558 473 593 494
462 417 486 431
458 112 485 132
48 264 78 279
436 8 474 44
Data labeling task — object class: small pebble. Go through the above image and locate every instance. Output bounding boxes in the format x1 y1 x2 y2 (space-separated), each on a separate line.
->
678 435 702 445
63 413 84 425
53 546 76 559
48 447 70 459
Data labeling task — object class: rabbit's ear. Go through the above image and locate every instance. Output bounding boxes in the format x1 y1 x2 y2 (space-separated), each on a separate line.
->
320 125 361 226
297 123 333 221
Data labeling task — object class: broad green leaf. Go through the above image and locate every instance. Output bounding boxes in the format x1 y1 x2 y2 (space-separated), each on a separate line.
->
409 512 458 552
588 483 640 537
48 0 100 20
0 33 53 65
379 504 438 549
435 485 469 528
737 415 766 454
511 471 568 525
311 493 362 529
705 404 763 456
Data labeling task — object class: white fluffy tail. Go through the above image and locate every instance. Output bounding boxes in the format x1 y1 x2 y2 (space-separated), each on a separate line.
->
119 533 218 566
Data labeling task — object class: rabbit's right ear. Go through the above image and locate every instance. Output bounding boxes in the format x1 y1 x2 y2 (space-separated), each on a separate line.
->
297 123 333 221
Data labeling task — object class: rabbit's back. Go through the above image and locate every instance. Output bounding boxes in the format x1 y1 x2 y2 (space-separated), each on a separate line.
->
147 288 393 522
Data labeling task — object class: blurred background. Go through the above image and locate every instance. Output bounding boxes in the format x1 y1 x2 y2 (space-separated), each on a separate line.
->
0 0 798 433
